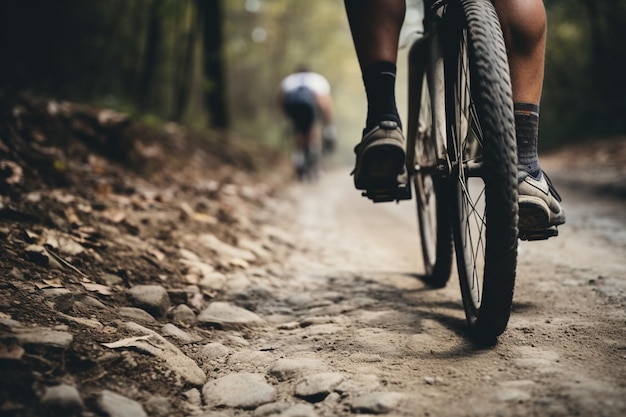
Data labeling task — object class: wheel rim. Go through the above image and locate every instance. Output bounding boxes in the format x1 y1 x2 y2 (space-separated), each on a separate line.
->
416 173 438 272
450 27 486 312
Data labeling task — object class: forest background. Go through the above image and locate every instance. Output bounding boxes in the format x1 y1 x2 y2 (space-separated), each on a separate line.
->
1 0 624 156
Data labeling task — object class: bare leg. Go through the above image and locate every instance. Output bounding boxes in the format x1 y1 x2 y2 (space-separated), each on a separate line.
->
494 0 564 234
344 0 406 70
345 0 406 132
493 0 547 104
494 0 547 175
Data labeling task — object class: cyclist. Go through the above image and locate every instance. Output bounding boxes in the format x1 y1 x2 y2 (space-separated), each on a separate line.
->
345 0 565 236
279 65 337 180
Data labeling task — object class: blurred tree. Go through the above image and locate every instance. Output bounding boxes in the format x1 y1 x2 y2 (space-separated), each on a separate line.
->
542 0 626 144
198 0 229 129
0 0 228 129
222 0 358 145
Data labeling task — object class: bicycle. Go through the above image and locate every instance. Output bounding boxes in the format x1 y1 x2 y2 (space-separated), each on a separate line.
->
364 0 518 343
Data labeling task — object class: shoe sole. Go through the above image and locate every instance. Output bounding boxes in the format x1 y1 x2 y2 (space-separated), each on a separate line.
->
518 196 565 230
354 143 405 190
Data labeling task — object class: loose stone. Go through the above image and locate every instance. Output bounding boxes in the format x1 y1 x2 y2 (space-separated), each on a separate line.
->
350 392 406 414
268 358 325 381
40 384 84 412
198 301 264 330
294 372 344 402
96 390 147 417
170 304 197 325
200 342 230 360
144 395 172 417
160 323 199 343
14 328 73 349
202 372 276 409
281 403 319 417
118 307 157 324
127 285 171 317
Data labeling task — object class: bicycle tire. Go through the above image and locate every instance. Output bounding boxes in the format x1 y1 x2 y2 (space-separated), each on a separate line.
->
408 38 453 288
443 0 518 342
415 172 453 287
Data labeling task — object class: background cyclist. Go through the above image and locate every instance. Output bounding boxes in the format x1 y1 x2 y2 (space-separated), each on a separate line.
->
279 65 337 180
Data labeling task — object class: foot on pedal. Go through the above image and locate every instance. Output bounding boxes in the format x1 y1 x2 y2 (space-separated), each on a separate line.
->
519 225 558 241
361 175 412 203
353 121 406 190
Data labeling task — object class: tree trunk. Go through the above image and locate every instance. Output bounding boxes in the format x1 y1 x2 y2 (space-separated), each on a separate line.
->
139 0 163 110
197 0 229 129
172 3 197 122
580 0 626 133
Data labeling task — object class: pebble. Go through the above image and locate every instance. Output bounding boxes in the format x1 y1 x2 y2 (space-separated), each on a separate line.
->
144 395 172 417
202 372 276 409
40 384 84 412
197 271 228 290
14 327 73 349
281 403 319 417
41 288 72 299
200 342 230 360
350 392 406 414
170 304 197 325
100 272 124 286
198 301 264 329
118 307 157 324
253 402 291 417
226 334 250 347
336 374 381 394
183 388 203 406
294 372 345 402
96 390 147 417
160 323 199 343
268 358 325 381
127 285 171 317
76 295 107 309
228 349 275 369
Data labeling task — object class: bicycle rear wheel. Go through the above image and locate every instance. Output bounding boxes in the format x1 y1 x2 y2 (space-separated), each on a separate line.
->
443 0 518 342
408 38 453 288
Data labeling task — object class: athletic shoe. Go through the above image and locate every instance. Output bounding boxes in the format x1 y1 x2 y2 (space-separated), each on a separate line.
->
518 170 566 235
353 121 406 190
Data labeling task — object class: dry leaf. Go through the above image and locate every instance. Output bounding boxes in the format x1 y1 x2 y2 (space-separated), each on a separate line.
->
42 278 64 288
148 248 165 262
102 209 126 223
81 282 113 296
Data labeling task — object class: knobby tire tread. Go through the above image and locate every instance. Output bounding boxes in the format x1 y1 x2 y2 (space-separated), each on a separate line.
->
452 0 518 341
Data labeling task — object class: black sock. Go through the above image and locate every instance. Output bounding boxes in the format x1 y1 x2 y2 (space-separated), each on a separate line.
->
362 61 402 131
514 103 541 178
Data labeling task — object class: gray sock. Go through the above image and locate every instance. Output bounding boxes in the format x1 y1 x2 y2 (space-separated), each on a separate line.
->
514 102 541 178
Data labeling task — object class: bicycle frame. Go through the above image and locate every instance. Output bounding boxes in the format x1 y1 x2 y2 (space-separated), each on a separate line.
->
406 0 452 181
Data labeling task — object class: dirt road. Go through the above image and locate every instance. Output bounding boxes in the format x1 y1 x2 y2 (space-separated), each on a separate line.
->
258 165 626 417
2 138 625 416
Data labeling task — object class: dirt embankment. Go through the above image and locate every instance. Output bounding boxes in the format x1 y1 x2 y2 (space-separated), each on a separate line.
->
0 94 290 416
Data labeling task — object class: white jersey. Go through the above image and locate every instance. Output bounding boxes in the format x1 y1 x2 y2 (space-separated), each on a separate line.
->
280 72 331 96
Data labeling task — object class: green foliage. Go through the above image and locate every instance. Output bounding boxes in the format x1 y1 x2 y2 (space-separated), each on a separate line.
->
0 0 220 129
542 0 626 146
2 0 623 148
223 0 364 147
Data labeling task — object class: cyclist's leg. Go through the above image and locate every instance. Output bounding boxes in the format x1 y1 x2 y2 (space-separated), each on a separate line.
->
493 0 565 232
345 0 407 191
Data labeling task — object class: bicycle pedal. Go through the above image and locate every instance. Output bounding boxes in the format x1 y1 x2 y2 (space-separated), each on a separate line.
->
519 226 558 241
362 182 412 203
